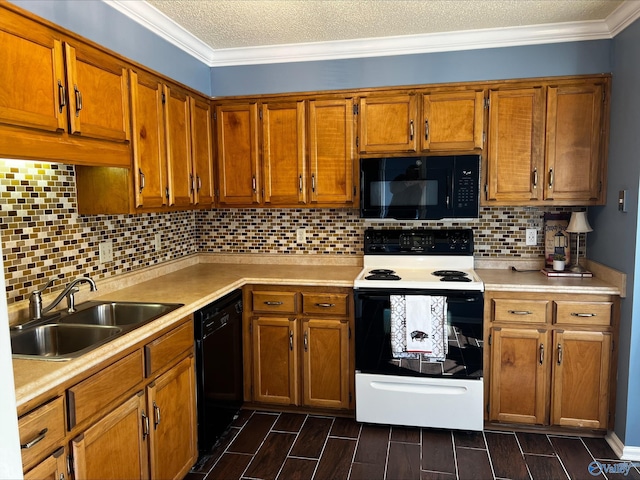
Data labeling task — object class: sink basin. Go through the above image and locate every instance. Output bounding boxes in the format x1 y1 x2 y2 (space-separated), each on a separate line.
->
57 301 182 327
11 324 122 360
11 301 183 361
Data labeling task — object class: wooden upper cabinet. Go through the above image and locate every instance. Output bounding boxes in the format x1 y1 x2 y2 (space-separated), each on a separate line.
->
130 70 167 209
64 42 130 143
545 82 605 203
216 103 260 205
358 94 417 153
190 97 214 207
308 98 355 205
486 87 546 203
261 101 306 204
164 86 192 208
421 90 485 152
0 12 66 133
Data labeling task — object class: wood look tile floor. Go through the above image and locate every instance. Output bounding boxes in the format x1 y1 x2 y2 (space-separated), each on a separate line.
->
186 410 638 480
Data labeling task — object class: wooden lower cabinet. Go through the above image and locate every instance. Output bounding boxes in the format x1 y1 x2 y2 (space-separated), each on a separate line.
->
68 318 197 480
24 447 67 480
485 291 617 431
246 286 353 411
71 393 149 480
147 355 197 480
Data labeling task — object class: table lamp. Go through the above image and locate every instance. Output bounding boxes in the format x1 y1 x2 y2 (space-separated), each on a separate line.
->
566 211 592 273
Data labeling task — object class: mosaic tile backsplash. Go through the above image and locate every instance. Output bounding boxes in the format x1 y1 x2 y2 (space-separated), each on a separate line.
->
1 160 574 305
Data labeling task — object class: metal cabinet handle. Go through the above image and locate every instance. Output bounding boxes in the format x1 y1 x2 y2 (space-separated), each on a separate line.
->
141 411 150 439
557 344 563 365
409 120 414 140
571 312 596 317
299 175 303 193
304 330 308 352
58 80 66 113
139 169 145 193
74 85 82 116
289 330 293 351
424 119 429 140
549 168 554 188
21 428 48 449
197 175 202 192
190 174 195 193
508 310 533 315
153 401 161 429
533 168 538 188
539 344 544 365
315 303 335 308
252 176 257 193
311 174 316 193
264 301 283 306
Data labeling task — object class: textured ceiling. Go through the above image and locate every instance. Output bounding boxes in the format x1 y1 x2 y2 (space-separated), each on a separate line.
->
145 0 623 50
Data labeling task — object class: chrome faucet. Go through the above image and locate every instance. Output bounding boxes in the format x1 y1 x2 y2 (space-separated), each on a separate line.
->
29 276 97 321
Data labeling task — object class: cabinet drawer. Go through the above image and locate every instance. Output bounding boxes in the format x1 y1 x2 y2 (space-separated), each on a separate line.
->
145 319 194 377
67 349 144 429
492 299 549 324
19 396 66 471
302 293 349 316
252 291 297 314
555 301 612 326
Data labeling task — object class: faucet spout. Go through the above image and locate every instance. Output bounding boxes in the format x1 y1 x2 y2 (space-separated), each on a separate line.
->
30 276 98 320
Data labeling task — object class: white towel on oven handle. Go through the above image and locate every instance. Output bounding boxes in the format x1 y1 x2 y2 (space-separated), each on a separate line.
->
405 295 448 360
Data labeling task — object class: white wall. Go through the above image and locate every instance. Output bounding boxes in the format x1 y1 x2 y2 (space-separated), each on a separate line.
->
0 238 23 478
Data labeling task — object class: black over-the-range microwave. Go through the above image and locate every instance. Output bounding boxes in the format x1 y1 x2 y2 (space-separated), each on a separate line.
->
359 155 480 220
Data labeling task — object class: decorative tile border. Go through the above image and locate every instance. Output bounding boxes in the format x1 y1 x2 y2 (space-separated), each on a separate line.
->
1 160 577 305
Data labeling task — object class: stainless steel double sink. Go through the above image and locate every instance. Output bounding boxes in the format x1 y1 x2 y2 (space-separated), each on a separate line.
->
11 301 183 361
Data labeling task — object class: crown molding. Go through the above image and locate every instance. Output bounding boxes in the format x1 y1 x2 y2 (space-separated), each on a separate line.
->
105 0 640 67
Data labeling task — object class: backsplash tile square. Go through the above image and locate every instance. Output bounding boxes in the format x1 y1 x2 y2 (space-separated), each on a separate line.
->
1 160 575 306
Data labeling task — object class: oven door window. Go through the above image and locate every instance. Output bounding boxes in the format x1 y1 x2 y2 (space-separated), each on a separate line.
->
355 290 483 379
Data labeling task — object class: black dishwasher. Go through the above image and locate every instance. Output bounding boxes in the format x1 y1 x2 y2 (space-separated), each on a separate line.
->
194 289 243 454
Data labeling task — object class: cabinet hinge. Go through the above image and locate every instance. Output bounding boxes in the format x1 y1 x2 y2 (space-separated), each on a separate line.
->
213 110 217 121
259 109 263 120
484 98 490 109
67 453 74 477
353 186 357 198
482 131 486 145
353 104 359 115
356 136 359 148
215 188 219 199
348 326 352 339
165 187 170 200
488 334 492 346
161 92 166 105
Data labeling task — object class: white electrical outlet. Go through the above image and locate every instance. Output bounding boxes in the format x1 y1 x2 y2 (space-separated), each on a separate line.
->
154 233 162 251
525 228 537 246
296 228 306 244
99 240 113 264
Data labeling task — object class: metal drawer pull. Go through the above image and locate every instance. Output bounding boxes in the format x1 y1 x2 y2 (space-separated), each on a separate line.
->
21 428 48 449
153 401 161 429
264 301 283 306
425 119 429 140
289 331 294 351
58 81 66 113
532 168 538 188
139 169 145 193
508 310 533 315
571 312 596 317
557 344 563 365
304 331 308 351
409 120 414 140
315 303 335 308
539 344 544 365
74 85 82 115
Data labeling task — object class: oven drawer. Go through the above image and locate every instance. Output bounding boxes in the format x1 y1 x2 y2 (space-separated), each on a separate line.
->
252 291 297 314
492 299 549 324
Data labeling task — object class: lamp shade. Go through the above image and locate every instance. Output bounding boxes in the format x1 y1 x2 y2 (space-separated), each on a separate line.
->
566 211 593 233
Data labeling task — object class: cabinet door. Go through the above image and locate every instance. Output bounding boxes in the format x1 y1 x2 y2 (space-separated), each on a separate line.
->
551 330 611 429
147 355 197 480
190 97 214 206
421 90 484 151
0 12 67 133
164 86 193 208
64 43 130 143
215 103 260 205
489 327 550 425
486 88 545 203
251 316 299 405
130 70 167 209
24 447 66 480
262 101 306 204
545 83 605 203
308 98 355 205
71 392 148 480
358 94 417 153
302 318 350 409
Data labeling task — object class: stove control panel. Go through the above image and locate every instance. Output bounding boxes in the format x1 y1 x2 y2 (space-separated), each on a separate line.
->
364 228 473 255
